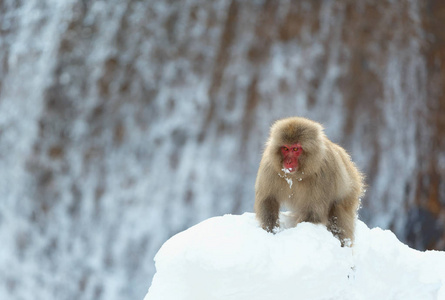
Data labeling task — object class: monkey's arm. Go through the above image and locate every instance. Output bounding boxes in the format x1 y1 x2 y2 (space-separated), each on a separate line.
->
254 195 280 233
328 196 360 246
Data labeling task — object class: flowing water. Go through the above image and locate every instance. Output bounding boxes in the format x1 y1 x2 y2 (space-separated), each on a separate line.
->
0 1 439 299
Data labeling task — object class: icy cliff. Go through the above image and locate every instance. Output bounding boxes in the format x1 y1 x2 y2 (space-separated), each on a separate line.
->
1 1 445 300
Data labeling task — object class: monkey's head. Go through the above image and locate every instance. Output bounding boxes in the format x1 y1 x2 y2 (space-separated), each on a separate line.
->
267 117 326 174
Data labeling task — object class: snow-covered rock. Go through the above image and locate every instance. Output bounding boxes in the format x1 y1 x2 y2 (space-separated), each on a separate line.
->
144 213 445 300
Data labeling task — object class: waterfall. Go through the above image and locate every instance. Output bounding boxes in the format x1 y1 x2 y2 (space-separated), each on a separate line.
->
0 1 442 299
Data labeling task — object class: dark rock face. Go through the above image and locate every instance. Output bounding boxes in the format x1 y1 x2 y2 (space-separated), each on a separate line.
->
0 0 444 299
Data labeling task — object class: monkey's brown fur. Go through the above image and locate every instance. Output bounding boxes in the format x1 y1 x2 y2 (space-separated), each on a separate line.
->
254 117 365 246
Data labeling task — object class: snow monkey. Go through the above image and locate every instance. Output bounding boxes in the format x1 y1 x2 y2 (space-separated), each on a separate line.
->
254 117 365 246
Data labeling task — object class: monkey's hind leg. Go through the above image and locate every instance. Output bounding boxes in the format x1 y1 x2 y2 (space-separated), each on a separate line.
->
328 198 359 247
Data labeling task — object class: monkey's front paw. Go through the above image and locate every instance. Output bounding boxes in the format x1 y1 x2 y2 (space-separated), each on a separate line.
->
341 238 352 247
263 224 279 234
271 226 280 234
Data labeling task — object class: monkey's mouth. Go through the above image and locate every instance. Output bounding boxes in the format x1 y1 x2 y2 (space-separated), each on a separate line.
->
283 157 298 173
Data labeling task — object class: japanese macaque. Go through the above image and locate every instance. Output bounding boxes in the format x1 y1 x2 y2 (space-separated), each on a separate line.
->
254 117 365 246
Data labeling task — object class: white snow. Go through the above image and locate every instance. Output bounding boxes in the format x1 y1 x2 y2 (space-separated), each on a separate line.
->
279 168 294 188
144 213 445 300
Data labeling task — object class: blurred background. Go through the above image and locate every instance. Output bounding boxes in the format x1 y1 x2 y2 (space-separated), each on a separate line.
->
1 0 444 299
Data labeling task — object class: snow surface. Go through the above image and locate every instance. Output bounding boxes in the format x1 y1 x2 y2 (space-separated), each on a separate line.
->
145 213 445 300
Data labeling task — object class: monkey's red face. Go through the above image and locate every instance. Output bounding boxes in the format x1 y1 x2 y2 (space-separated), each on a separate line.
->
281 143 302 172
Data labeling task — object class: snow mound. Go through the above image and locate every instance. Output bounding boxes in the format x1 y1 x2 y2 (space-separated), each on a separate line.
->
144 213 445 300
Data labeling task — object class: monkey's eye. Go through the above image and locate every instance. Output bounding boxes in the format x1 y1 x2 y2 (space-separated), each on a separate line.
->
282 147 289 152
293 147 299 152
